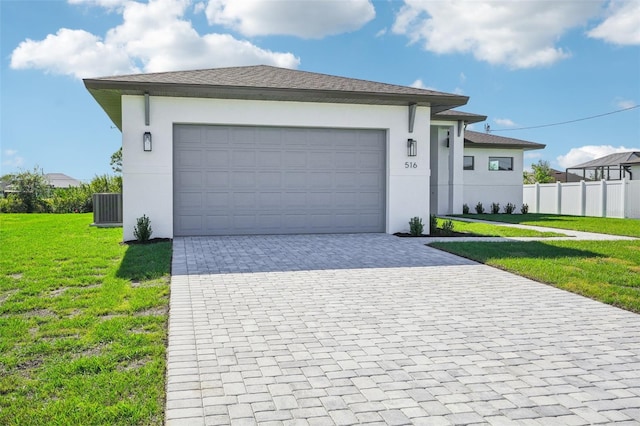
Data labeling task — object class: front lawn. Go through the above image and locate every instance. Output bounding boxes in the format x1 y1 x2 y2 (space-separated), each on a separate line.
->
459 213 640 237
431 239 640 313
439 219 565 238
0 214 171 425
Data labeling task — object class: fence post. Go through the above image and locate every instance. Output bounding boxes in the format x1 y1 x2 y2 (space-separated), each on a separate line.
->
580 180 586 216
556 181 562 215
601 179 607 217
534 182 540 213
621 178 628 218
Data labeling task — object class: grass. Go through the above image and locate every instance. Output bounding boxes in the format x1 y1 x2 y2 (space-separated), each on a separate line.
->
437 218 565 238
458 213 640 237
431 239 640 313
0 214 172 425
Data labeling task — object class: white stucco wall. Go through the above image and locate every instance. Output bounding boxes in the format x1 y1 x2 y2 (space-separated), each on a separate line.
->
121 95 431 240
462 147 525 212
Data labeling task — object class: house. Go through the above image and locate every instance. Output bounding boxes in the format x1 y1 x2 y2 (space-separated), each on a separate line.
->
44 173 82 188
548 168 584 183
84 65 544 239
566 151 640 182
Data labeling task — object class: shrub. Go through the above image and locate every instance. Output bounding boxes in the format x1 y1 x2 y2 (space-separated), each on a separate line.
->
475 202 485 214
134 215 153 242
441 219 454 235
0 195 27 213
521 203 529 214
491 202 500 214
504 202 516 214
462 203 470 214
409 216 424 236
429 214 438 232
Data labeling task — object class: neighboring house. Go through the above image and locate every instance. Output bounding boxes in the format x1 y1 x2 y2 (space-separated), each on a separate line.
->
44 173 82 189
84 65 545 239
549 168 584 183
566 151 640 182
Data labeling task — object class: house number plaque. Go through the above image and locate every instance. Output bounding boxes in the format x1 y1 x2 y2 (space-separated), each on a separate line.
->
404 162 418 169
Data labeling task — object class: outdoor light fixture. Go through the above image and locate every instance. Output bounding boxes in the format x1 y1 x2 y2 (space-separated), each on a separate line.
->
143 132 152 152
407 138 417 157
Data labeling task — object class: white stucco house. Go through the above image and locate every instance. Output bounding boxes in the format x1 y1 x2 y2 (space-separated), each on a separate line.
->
84 65 544 240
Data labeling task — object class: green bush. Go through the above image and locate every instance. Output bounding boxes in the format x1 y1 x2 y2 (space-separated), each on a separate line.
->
441 219 455 235
429 214 438 232
491 202 500 214
521 203 529 214
0 195 27 213
409 216 424 236
462 203 470 214
475 202 485 214
134 215 153 242
504 203 516 214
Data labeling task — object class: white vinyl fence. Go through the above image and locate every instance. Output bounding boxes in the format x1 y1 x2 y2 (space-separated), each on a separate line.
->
523 179 640 219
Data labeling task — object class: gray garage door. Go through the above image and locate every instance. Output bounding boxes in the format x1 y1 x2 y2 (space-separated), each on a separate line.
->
173 125 386 236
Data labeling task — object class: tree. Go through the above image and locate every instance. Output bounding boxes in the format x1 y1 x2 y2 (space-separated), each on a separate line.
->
110 147 122 174
12 166 52 212
524 160 555 184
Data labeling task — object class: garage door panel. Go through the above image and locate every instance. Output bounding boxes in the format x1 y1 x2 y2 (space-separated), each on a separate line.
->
174 124 385 236
205 192 229 208
176 171 202 187
258 151 282 168
206 150 230 166
256 172 282 188
231 171 256 187
205 171 229 187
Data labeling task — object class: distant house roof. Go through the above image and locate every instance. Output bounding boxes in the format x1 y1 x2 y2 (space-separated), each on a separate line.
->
432 109 487 124
571 151 640 168
84 65 469 130
45 173 81 188
550 168 583 183
464 130 545 150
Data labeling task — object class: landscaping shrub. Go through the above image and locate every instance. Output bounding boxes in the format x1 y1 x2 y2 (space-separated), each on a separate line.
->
134 214 153 242
504 202 516 214
491 202 500 214
409 216 424 236
0 195 27 213
521 203 529 214
475 202 485 214
441 219 455 235
429 214 438 232
462 203 470 214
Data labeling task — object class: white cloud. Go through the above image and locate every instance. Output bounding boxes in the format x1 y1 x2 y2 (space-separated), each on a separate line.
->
459 72 466 83
557 145 640 169
2 150 25 168
615 98 638 109
588 0 640 45
10 0 300 79
68 0 129 9
375 28 387 38
494 118 517 127
453 87 464 95
205 0 375 38
392 0 601 69
410 79 437 91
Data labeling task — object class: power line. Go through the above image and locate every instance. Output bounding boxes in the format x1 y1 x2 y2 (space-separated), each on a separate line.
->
488 105 639 132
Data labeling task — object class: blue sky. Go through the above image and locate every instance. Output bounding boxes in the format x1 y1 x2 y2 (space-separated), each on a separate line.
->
1 0 639 181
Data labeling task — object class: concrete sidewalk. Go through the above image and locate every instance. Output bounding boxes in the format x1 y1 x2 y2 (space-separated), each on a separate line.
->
418 216 638 243
166 234 640 425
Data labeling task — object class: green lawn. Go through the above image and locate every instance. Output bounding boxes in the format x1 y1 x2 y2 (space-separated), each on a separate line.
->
431 239 640 313
438 218 565 238
459 213 640 237
0 214 171 425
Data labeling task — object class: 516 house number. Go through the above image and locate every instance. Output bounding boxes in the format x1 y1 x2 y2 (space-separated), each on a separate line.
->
404 162 418 169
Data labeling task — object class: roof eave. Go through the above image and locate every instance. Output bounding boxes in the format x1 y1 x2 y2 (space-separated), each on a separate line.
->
464 141 546 151
83 79 469 130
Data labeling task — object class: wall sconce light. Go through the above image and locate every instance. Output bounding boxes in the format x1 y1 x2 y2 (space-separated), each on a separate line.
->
407 138 417 157
143 132 152 152
445 130 450 147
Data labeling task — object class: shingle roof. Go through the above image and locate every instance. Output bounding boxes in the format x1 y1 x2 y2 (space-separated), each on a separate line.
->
433 109 487 124
571 151 640 168
44 173 81 188
464 130 545 150
84 65 469 130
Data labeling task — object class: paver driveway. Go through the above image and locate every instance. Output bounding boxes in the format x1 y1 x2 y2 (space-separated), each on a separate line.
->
167 234 640 425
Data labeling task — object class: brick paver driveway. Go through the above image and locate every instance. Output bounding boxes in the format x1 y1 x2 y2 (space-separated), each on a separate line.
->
167 234 640 425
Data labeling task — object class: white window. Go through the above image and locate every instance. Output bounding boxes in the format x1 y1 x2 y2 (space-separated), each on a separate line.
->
489 157 513 171
463 156 474 170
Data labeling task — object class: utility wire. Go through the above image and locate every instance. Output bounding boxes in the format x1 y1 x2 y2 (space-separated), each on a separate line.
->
488 105 639 132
